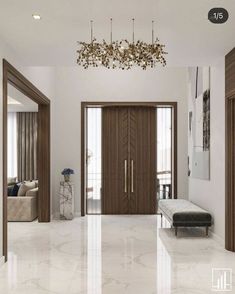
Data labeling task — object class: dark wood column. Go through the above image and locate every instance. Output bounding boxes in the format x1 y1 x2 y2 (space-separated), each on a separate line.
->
225 48 235 252
38 104 51 222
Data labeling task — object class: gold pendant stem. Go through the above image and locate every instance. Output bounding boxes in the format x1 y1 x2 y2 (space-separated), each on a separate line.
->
90 20 93 42
152 20 154 44
132 18 135 44
110 18 113 43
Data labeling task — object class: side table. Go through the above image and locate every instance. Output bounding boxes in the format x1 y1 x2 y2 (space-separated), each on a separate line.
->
59 181 74 220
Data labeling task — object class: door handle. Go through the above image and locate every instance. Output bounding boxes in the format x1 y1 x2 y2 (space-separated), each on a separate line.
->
124 160 127 193
131 160 134 193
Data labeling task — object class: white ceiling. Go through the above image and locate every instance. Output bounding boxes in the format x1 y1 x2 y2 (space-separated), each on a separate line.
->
8 84 38 112
0 0 235 66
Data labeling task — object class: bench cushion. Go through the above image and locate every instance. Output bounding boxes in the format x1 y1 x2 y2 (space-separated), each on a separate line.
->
159 199 212 227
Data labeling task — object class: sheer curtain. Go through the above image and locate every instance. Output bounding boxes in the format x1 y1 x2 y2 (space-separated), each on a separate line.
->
8 112 17 178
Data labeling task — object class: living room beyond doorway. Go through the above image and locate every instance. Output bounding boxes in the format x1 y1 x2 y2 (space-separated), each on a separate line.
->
2 60 51 261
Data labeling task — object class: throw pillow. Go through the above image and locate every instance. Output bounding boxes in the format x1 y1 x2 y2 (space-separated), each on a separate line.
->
32 180 39 188
25 187 38 197
18 182 36 196
10 183 20 196
7 185 14 196
7 177 17 186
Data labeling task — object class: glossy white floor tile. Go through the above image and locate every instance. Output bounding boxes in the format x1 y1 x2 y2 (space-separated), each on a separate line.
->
0 215 235 294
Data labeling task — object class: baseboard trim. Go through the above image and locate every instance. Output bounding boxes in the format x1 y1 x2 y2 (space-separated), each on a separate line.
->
0 256 5 267
52 212 81 220
51 212 60 220
210 229 225 247
75 212 81 217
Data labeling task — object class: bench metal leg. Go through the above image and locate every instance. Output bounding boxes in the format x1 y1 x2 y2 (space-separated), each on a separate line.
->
206 226 209 236
160 213 163 227
175 226 178 236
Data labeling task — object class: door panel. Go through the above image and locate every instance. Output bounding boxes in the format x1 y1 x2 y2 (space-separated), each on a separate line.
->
102 107 129 214
102 106 157 214
129 107 157 214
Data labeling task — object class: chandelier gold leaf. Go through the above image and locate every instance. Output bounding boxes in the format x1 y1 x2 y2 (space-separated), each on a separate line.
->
77 19 167 70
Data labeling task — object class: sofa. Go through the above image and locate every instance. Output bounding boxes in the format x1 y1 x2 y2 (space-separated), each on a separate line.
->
7 178 38 222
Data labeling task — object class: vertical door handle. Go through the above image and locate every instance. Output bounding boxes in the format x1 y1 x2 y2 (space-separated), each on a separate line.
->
131 160 134 193
124 160 127 193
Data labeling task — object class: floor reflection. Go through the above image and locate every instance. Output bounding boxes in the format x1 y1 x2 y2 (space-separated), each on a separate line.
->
157 216 171 293
88 216 102 294
0 215 234 294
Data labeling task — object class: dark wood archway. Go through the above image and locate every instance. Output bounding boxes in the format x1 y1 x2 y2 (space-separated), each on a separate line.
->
2 60 51 261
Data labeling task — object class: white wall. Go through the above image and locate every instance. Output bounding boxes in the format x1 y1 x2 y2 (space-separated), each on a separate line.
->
21 67 56 100
188 58 225 242
52 67 189 216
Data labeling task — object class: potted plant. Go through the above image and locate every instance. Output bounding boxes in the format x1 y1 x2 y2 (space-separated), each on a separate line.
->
61 168 74 182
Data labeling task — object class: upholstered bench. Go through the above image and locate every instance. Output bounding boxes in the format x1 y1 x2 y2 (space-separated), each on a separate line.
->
158 199 212 236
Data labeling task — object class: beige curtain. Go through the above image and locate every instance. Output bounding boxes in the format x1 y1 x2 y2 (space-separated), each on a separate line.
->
17 112 38 182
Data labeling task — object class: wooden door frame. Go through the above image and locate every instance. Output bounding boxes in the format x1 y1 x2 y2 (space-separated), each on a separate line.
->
225 95 235 251
225 47 235 252
81 101 178 216
2 59 51 261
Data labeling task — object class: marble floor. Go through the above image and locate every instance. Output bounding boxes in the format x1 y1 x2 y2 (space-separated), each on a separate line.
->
0 215 235 294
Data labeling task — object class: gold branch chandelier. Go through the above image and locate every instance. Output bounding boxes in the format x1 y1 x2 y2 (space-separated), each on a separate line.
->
77 19 167 70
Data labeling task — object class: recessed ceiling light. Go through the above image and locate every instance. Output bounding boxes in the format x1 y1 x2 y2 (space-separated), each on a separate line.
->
32 14 41 20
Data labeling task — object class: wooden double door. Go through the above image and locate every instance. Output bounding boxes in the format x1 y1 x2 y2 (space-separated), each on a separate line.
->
102 106 157 214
